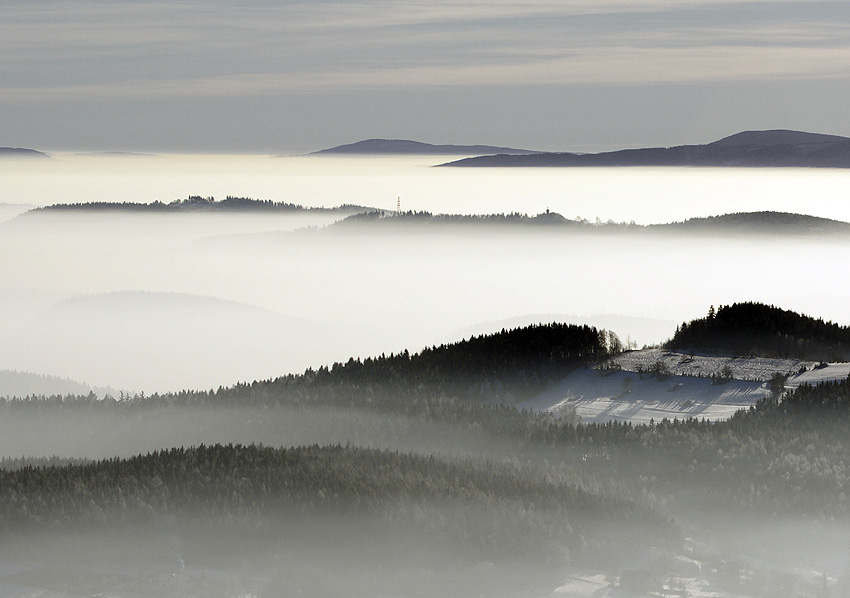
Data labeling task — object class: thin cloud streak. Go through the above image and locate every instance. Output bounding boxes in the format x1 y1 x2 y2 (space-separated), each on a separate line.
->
4 44 850 104
2 0 849 150
2 1 845 51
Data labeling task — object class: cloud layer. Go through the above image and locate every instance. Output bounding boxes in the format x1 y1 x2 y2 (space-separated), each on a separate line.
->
3 0 849 150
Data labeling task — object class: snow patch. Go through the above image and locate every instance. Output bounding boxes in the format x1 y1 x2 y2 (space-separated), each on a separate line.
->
521 349 850 424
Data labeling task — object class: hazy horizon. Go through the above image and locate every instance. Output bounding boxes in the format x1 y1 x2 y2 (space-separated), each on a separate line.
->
3 1 850 154
6 153 850 223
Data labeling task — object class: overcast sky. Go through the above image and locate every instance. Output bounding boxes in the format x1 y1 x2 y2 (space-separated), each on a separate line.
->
3 0 850 153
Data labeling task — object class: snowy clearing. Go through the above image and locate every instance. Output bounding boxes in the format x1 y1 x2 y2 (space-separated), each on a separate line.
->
521 368 765 423
550 569 839 598
520 349 850 424
552 571 734 598
604 348 845 383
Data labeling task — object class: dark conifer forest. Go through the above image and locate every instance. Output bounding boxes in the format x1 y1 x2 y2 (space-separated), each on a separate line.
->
666 302 850 360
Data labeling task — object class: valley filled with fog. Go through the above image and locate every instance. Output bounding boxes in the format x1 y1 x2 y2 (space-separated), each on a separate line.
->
2 154 850 392
3 154 850 597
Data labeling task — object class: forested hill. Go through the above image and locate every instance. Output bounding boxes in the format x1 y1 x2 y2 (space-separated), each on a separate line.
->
654 211 850 235
330 209 850 237
0 443 677 589
7 323 614 420
666 302 850 361
27 196 370 214
330 209 579 231
243 322 613 406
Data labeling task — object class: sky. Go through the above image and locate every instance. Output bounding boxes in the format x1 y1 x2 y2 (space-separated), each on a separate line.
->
3 0 850 153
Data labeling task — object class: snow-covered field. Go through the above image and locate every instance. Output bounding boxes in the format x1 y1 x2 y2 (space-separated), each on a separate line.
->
551 568 841 598
521 349 850 424
606 348 850 385
552 571 733 598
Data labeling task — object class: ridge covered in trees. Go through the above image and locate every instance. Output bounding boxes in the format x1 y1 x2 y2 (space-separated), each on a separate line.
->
0 443 674 563
29 196 369 214
665 302 850 361
331 209 580 229
3 322 613 414
3 312 850 595
655 211 850 234
330 209 850 237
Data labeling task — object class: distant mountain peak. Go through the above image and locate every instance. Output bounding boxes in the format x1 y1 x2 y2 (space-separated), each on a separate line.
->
709 129 850 148
312 139 538 156
0 147 49 158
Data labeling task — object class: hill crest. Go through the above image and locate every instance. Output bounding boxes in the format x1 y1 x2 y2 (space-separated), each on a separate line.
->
0 147 49 159
440 129 850 168
313 138 537 155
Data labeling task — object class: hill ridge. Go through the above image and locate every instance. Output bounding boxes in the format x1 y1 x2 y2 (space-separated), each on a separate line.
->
327 209 850 236
0 147 49 158
441 129 850 168
313 138 538 155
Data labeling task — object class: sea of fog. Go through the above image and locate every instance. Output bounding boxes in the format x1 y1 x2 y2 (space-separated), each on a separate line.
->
2 153 850 393
5 152 850 223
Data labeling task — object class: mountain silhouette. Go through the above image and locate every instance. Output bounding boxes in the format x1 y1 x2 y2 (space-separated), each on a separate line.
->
440 130 850 168
313 139 538 155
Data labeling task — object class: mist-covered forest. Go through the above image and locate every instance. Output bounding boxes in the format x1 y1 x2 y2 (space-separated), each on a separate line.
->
7 0 850 590
32 195 369 214
2 319 850 596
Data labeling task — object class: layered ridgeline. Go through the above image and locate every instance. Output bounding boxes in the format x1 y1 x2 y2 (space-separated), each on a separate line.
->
440 129 850 167
328 209 850 236
4 317 850 521
0 444 670 560
19 199 850 238
26 195 370 214
4 322 612 420
4 318 850 595
0 369 93 398
666 302 850 361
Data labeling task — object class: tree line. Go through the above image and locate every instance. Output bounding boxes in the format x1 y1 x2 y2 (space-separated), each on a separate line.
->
32 196 364 213
0 443 675 564
666 302 850 361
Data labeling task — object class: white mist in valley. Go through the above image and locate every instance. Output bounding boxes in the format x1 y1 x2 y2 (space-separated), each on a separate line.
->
2 153 850 393
5 152 850 222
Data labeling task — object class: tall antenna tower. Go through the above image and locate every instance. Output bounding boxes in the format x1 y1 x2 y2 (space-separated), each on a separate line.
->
396 196 401 214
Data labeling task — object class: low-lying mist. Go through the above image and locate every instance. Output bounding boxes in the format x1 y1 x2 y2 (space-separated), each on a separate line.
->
4 155 850 597
3 207 850 391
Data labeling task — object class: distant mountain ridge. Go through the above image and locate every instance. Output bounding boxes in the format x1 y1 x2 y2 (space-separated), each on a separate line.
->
313 139 538 155
441 129 850 168
0 147 49 158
